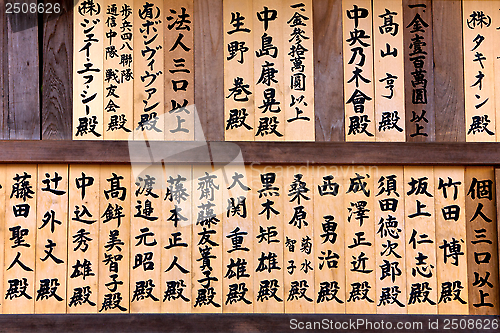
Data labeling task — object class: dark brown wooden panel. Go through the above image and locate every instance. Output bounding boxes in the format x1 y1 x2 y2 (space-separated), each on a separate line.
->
6 0 40 139
194 0 224 141
313 0 344 142
432 0 465 142
41 0 73 139
0 0 8 139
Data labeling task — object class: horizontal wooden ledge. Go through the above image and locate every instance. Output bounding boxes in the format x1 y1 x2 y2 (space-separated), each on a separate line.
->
0 141 499 165
0 314 497 333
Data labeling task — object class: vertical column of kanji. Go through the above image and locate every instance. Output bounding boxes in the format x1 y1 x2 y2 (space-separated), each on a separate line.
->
35 165 68 313
224 0 254 141
161 165 192 312
252 165 284 313
98 165 130 313
283 0 314 141
133 0 164 140
103 0 134 139
0 166 5 314
283 166 314 312
374 167 406 313
343 0 375 141
130 165 162 312
3 165 37 313
463 1 496 142
164 0 195 140
67 165 100 313
313 166 345 313
253 0 285 141
403 0 435 141
222 165 253 312
404 166 437 313
434 167 468 314
344 167 376 313
373 0 405 141
465 167 499 314
73 0 104 140
192 165 223 312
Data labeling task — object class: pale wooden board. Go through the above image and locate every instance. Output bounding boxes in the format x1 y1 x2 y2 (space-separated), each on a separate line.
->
283 165 314 313
35 165 68 313
252 164 284 313
133 0 164 141
129 164 163 312
344 166 376 313
313 165 345 313
161 165 192 313
67 165 100 313
164 0 195 140
494 1 500 141
283 0 315 141
191 165 223 313
404 166 437 314
73 0 104 140
222 164 253 313
3 165 37 314
373 0 405 142
465 167 499 315
374 166 406 313
343 0 375 141
463 0 496 142
0 166 6 313
103 0 134 140
253 0 285 141
98 165 131 313
223 0 255 141
434 167 468 314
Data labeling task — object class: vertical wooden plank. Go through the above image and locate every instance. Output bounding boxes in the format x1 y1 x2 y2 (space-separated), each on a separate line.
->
434 166 468 314
313 0 344 142
344 166 376 313
67 165 100 313
165 0 195 140
73 0 104 140
252 164 284 313
223 0 255 141
0 166 7 313
42 0 73 140
222 164 253 312
373 0 406 142
98 165 130 313
374 166 406 313
343 0 375 141
432 0 465 142
463 1 496 142
103 0 134 139
129 164 162 312
493 2 500 142
403 0 435 141
283 0 315 141
194 0 224 141
192 165 223 312
466 167 499 315
35 165 68 313
3 165 37 314
7 0 40 140
133 0 164 141
253 0 285 141
283 165 314 313
0 0 8 139
404 166 437 314
313 165 345 313
161 165 192 313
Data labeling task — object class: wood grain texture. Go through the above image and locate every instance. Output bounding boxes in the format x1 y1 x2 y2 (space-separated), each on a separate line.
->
0 0 9 139
432 0 465 142
194 0 223 141
7 0 40 139
42 0 73 140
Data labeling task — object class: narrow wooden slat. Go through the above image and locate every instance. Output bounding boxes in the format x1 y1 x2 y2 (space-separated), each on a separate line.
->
42 0 73 140
313 0 344 142
432 0 465 142
403 0 435 141
0 0 8 139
